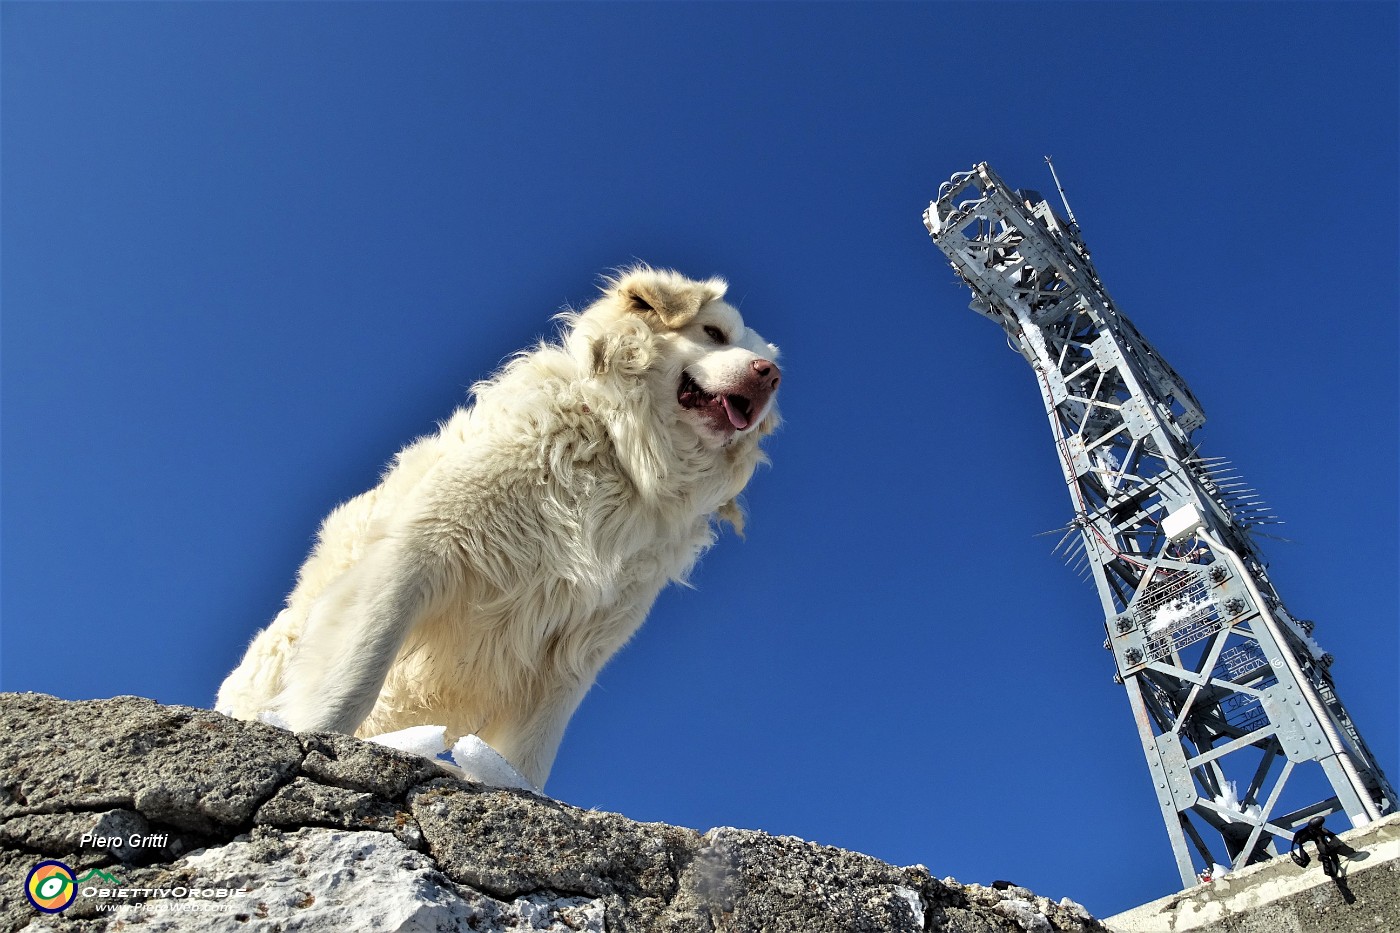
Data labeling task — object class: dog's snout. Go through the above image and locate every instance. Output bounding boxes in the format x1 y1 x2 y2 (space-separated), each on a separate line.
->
751 358 781 389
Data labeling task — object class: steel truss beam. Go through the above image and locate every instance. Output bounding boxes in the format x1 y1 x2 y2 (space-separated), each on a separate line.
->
924 163 1395 888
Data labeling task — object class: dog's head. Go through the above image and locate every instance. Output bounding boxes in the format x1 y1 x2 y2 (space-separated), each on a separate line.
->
562 265 781 528
573 265 781 450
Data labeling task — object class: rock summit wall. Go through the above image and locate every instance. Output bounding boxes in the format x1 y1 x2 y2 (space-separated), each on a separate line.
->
0 694 1106 932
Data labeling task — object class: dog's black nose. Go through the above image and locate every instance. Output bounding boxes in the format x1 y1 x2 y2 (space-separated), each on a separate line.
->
751 358 781 389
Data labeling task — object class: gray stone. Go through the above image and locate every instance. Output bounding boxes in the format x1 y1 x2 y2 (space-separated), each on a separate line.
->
0 694 301 833
255 777 423 849
297 731 446 800
407 778 696 905
935 883 1109 933
0 808 202 867
1 693 1120 932
662 826 934 933
0 810 145 861
18 827 607 933
1 846 40 932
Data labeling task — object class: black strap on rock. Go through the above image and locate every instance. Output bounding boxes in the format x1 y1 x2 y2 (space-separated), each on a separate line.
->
1289 815 1343 878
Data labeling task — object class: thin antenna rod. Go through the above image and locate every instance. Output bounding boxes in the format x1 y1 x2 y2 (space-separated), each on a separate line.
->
1044 156 1079 228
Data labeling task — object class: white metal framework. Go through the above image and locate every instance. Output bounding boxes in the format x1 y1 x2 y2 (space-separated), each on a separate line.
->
924 163 1394 887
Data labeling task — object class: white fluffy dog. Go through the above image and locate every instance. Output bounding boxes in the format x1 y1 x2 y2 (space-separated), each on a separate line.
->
216 266 781 788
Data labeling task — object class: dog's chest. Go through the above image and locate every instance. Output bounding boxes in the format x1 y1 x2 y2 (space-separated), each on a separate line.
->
563 484 713 599
426 399 720 606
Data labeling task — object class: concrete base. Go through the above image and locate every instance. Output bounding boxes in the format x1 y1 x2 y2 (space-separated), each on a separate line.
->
1106 812 1400 933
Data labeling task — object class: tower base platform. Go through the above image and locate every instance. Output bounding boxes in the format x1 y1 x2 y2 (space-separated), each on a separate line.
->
1107 812 1400 933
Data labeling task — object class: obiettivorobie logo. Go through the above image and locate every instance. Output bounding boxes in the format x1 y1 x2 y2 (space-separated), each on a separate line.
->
23 861 85 913
23 861 248 915
25 864 123 913
80 868 123 886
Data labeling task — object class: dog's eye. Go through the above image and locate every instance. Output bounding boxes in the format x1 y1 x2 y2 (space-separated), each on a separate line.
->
703 325 728 344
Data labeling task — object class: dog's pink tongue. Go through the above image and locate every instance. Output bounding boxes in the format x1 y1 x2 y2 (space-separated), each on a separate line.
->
720 395 750 430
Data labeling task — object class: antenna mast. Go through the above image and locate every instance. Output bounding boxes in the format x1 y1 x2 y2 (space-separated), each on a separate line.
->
923 163 1394 888
1044 155 1079 228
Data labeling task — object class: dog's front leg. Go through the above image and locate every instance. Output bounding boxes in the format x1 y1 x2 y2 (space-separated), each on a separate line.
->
275 532 443 735
484 677 595 791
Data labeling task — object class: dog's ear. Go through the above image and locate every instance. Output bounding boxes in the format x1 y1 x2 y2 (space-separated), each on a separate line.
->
580 315 654 379
614 267 727 330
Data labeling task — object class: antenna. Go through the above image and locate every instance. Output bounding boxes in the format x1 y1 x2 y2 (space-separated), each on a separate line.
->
1044 156 1079 228
924 163 1396 890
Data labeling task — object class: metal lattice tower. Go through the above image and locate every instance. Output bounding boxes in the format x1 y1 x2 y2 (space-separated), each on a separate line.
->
923 162 1395 887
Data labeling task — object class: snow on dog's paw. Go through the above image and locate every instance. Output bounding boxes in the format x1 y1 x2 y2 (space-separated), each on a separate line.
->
257 710 292 730
451 734 538 792
368 724 449 759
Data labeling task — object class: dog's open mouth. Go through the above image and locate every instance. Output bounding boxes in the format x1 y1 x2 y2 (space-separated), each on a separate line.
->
678 370 753 430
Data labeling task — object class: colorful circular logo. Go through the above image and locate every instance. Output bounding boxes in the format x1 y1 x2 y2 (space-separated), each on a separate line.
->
25 860 77 913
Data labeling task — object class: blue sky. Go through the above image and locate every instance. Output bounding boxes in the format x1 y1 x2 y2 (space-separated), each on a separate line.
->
3 1 1396 918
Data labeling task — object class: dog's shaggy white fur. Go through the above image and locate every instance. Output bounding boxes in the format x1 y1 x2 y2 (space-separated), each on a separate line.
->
216 266 781 788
